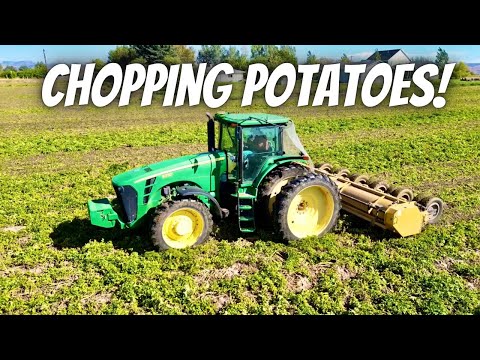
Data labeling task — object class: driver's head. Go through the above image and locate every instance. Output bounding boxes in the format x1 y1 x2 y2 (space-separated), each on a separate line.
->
252 135 269 152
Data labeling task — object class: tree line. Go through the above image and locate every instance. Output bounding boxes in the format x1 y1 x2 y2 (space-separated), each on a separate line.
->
92 45 298 72
0 62 47 78
1 46 473 80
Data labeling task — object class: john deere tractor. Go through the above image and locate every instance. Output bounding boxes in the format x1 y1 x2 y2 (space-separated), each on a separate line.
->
88 112 444 250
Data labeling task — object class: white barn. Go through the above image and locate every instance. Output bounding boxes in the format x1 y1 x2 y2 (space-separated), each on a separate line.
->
366 49 411 66
340 49 413 83
215 69 246 83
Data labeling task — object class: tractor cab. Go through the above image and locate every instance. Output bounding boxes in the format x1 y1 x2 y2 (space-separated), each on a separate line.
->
208 113 313 233
210 113 313 187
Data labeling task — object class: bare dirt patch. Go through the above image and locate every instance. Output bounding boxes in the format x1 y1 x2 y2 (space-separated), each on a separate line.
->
0 263 52 276
285 273 313 293
17 236 30 245
1 225 26 233
198 292 231 311
336 266 357 281
81 291 113 307
466 278 480 290
307 262 333 278
194 262 257 286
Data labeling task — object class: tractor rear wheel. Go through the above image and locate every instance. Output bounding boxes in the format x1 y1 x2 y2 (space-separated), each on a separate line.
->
151 199 213 250
273 174 341 242
257 164 309 224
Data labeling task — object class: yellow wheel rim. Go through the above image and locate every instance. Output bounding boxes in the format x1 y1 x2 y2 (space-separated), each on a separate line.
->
162 208 205 249
286 185 335 238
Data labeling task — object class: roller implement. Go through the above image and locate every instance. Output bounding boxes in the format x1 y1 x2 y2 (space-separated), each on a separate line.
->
88 112 444 250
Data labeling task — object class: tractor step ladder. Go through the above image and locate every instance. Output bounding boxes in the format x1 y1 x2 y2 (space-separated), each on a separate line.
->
231 192 256 233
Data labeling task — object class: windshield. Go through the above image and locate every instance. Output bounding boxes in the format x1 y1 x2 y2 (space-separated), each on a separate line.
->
242 125 279 182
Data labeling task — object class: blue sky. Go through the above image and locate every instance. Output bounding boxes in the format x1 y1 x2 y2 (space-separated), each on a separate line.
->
1 45 480 64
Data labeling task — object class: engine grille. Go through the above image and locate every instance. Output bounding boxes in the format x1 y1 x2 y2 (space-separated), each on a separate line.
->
114 185 138 223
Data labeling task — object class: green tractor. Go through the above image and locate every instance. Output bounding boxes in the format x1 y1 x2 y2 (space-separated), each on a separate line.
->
88 112 340 249
88 112 443 250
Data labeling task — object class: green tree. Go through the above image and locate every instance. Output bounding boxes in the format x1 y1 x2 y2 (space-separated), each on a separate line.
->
92 58 106 72
452 61 473 79
197 45 223 66
174 45 195 63
374 48 382 61
412 56 435 66
130 45 174 65
340 53 351 63
306 51 318 64
163 45 196 65
1 66 17 78
251 45 267 58
33 62 47 77
435 47 449 74
108 46 137 69
249 45 297 70
221 46 248 70
277 45 297 65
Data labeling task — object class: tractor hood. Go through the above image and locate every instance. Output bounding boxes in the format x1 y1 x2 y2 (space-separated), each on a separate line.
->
112 152 215 187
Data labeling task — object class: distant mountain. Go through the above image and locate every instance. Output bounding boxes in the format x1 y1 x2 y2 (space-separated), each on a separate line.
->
0 60 36 69
467 63 480 75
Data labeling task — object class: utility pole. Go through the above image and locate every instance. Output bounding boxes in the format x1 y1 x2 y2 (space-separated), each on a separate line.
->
43 49 47 68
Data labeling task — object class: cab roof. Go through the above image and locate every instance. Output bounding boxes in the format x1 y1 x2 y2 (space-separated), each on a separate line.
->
214 112 290 126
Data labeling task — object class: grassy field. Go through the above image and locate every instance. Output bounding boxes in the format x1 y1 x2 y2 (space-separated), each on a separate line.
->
0 78 479 314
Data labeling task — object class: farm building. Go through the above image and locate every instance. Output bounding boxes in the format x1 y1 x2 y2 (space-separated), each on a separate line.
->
340 49 413 83
366 49 411 67
215 69 246 83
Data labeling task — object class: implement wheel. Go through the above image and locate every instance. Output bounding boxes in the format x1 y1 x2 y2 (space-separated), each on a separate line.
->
334 168 350 178
350 173 369 186
151 199 213 250
390 187 414 202
317 163 333 173
418 196 444 224
368 179 390 193
274 174 341 242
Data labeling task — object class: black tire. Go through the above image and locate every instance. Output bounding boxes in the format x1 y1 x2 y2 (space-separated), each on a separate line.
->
257 163 309 224
151 199 213 251
334 167 351 178
390 187 414 202
368 179 389 193
316 162 333 173
417 196 444 224
273 173 341 242
350 173 369 186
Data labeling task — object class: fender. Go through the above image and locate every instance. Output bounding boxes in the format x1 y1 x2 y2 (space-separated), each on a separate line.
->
176 185 228 219
253 158 310 189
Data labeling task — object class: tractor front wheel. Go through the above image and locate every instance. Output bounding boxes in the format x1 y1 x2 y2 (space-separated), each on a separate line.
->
151 199 213 250
274 174 341 242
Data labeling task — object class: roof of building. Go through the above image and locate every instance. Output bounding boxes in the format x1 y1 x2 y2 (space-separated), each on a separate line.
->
205 65 246 74
367 49 405 61
214 113 290 126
